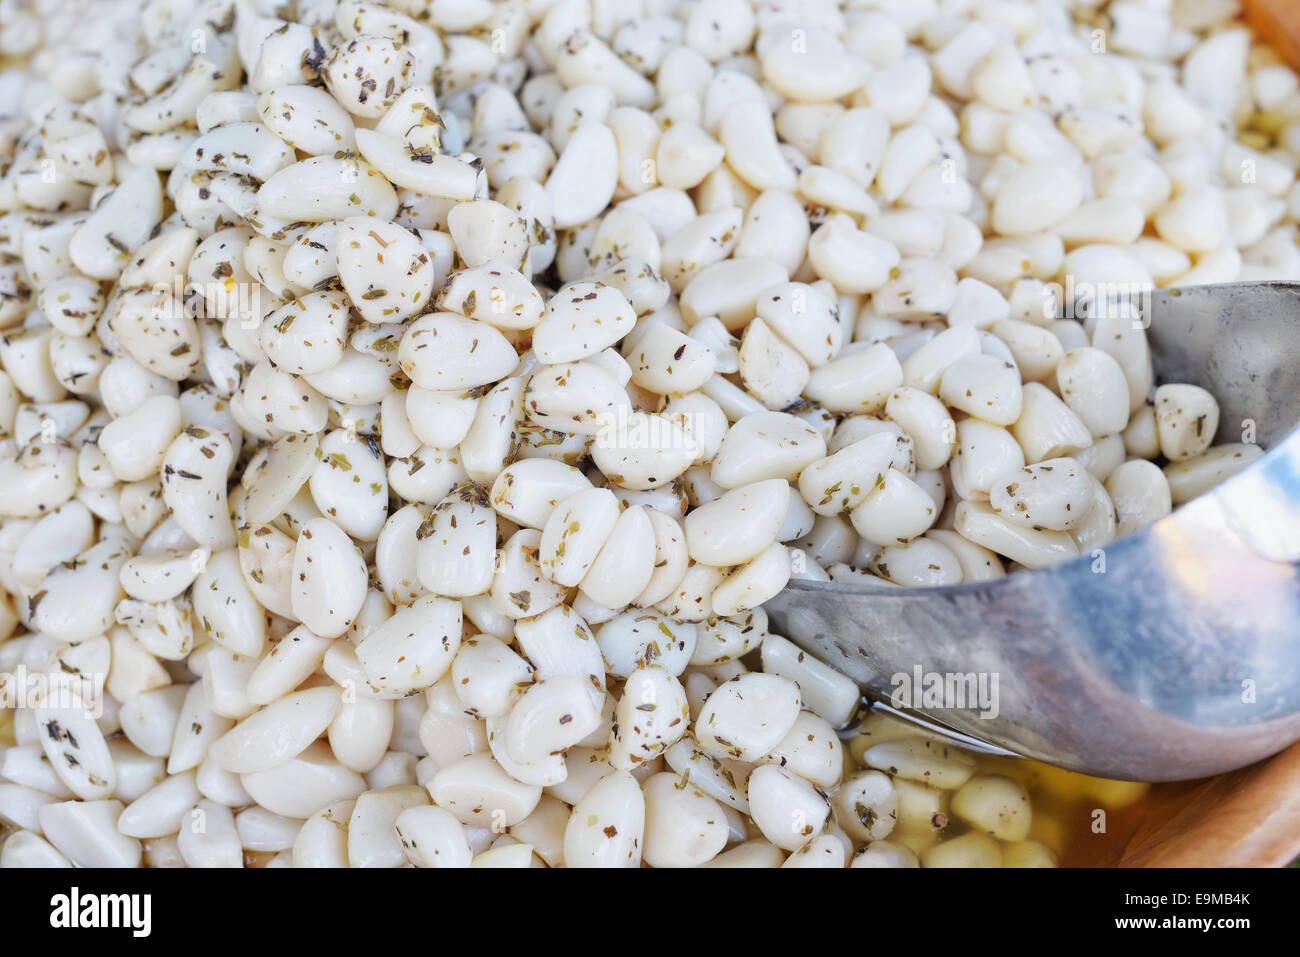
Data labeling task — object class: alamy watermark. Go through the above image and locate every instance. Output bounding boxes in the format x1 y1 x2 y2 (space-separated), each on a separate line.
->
49 887 151 937
1043 274 1154 329
0 665 104 719
889 665 1000 719
152 276 262 327
592 406 704 457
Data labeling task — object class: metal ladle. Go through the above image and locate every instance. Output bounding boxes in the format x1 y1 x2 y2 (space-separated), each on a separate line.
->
765 282 1300 781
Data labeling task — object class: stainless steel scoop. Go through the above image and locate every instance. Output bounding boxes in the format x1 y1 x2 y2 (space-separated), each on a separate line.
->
766 281 1300 781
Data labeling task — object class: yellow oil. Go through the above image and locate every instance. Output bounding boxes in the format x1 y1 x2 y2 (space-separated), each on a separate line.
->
847 709 1156 866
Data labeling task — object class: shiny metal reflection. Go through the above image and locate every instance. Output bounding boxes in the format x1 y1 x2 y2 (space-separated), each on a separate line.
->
765 282 1300 780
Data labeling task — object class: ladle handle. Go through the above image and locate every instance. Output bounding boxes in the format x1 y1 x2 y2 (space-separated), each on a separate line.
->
1245 0 1300 74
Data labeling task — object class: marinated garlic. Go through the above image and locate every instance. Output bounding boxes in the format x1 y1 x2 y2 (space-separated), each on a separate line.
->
0 0 1286 868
